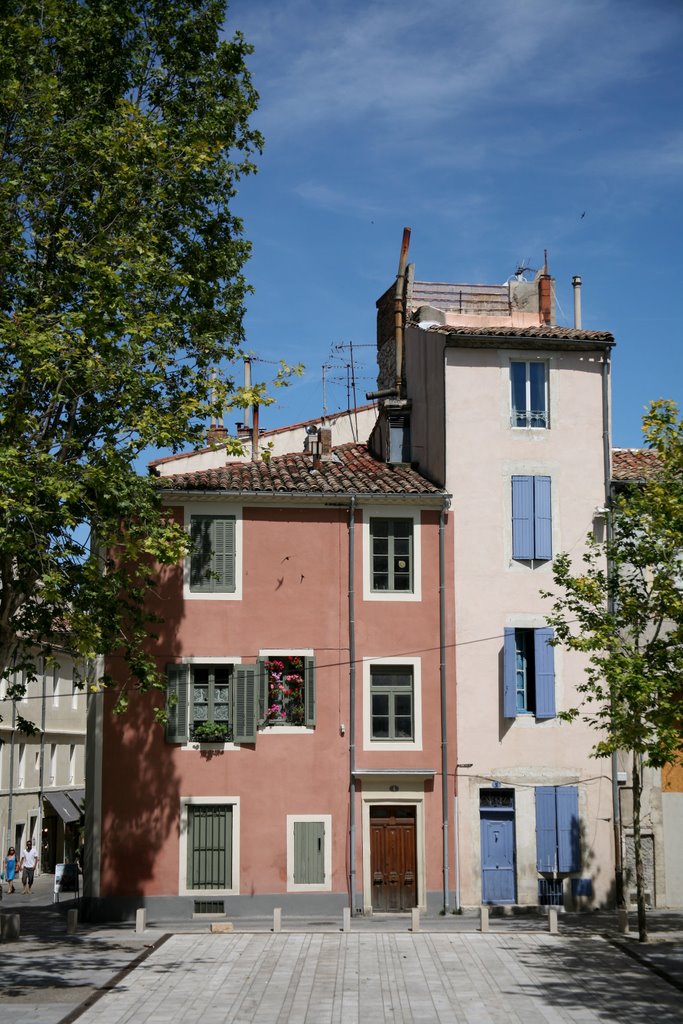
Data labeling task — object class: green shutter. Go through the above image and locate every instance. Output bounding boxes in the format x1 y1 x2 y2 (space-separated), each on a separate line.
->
293 820 325 884
257 659 268 722
187 804 232 889
190 517 212 591
305 656 316 726
233 665 257 743
166 664 189 743
213 517 235 592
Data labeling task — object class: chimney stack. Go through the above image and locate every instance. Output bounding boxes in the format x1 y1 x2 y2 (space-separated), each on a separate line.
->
538 250 552 326
572 275 582 329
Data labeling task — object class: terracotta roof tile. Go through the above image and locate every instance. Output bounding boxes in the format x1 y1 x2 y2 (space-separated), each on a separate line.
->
612 448 662 482
158 442 444 498
427 323 614 343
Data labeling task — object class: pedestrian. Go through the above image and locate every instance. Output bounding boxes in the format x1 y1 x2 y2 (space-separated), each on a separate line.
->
19 838 38 894
3 846 17 894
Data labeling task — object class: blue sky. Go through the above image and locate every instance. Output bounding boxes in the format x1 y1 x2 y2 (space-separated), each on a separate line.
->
223 0 683 449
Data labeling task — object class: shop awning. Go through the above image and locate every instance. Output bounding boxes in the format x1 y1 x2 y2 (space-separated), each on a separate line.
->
44 790 82 823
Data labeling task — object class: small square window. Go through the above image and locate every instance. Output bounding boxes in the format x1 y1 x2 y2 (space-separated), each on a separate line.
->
511 361 548 428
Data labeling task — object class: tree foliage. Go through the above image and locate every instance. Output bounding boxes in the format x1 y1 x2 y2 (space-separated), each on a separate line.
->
544 399 683 768
0 0 267 718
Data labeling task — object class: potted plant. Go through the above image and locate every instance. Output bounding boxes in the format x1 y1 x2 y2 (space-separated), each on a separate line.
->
192 721 232 743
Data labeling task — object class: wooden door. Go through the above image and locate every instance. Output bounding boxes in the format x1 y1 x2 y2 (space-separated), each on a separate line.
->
370 806 417 911
480 810 515 904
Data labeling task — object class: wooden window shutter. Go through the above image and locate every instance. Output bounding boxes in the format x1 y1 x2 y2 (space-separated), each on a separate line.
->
535 786 558 872
166 664 189 744
304 656 316 727
512 476 534 559
212 517 235 592
503 628 517 718
257 659 268 723
233 666 257 743
190 517 212 591
293 820 325 884
557 786 581 872
533 476 552 560
534 628 556 719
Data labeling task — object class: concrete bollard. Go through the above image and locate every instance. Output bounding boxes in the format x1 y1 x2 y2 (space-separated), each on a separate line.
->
273 907 281 933
342 907 351 933
411 907 420 932
66 908 78 934
135 908 147 934
618 908 629 935
548 907 558 934
0 913 21 942
479 906 489 933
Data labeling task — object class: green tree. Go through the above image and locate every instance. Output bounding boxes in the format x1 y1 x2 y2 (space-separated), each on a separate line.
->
544 400 683 942
0 1 269 722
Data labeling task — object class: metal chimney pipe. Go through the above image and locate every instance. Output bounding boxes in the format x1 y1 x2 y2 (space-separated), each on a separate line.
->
244 357 252 428
572 276 582 329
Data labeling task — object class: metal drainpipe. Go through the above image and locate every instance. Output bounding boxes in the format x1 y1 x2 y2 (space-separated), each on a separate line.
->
348 496 357 914
602 348 624 908
37 660 47 859
7 699 16 844
439 500 450 912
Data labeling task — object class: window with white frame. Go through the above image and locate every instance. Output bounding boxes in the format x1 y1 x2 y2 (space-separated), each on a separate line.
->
18 743 26 787
363 507 422 602
166 663 234 745
52 664 60 707
259 654 315 728
510 361 548 428
179 797 239 895
49 743 57 784
287 814 332 891
183 502 242 601
363 657 422 751
69 744 76 784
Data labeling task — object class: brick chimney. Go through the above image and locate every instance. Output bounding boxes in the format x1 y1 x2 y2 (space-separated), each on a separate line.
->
207 424 228 445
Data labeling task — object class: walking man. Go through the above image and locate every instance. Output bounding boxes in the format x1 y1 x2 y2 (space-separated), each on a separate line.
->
19 839 38 895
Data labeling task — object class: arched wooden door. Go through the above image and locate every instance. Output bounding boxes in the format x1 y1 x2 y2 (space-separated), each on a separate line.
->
370 806 417 911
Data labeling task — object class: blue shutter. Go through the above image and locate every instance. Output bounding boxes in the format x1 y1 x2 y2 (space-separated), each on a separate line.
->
166 664 189 743
512 476 534 559
304 656 316 727
557 786 581 872
533 476 552 560
233 666 257 743
534 628 556 719
503 628 517 718
535 787 558 872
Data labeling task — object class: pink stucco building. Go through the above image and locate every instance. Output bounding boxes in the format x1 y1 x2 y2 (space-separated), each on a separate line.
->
86 434 455 920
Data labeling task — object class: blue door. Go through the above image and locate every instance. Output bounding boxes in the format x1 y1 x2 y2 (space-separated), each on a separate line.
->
480 810 516 904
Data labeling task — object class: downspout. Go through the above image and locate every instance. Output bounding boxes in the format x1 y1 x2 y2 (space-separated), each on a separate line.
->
37 660 47 865
7 699 16 844
603 347 624 908
439 499 450 912
394 227 411 397
348 496 357 914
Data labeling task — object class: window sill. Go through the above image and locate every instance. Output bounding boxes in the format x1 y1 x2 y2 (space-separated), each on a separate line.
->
179 741 240 751
259 725 314 736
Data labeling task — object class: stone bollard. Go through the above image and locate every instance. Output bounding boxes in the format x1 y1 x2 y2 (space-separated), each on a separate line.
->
618 908 629 935
342 907 351 933
66 908 78 934
273 907 281 933
548 907 559 934
135 908 147 934
411 907 420 932
1 912 21 942
479 906 489 933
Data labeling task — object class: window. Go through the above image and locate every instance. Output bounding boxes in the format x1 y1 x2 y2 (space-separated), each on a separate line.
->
186 803 233 890
370 518 413 593
260 655 315 728
52 664 59 707
69 744 76 785
535 786 580 873
503 627 556 718
512 475 552 561
189 515 236 593
49 743 57 784
370 665 414 740
166 663 234 744
18 743 25 787
287 814 332 891
510 360 548 427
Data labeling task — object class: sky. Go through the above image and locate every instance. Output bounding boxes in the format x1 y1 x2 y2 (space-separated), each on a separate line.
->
220 0 683 449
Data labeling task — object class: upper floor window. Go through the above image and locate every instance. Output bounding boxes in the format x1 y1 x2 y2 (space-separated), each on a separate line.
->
370 517 413 593
260 655 315 728
189 515 236 594
503 627 556 719
511 361 548 428
166 662 234 744
370 665 414 741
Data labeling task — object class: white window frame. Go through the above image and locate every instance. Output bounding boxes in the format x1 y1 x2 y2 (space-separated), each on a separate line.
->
362 505 422 603
258 648 315 735
362 656 422 752
178 795 240 897
177 656 242 751
182 501 243 601
286 813 332 892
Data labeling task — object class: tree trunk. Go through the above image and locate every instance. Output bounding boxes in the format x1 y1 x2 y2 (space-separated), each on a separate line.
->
632 750 648 943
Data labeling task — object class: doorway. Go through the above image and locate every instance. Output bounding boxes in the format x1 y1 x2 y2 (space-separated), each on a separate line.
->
370 805 417 911
480 789 516 904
